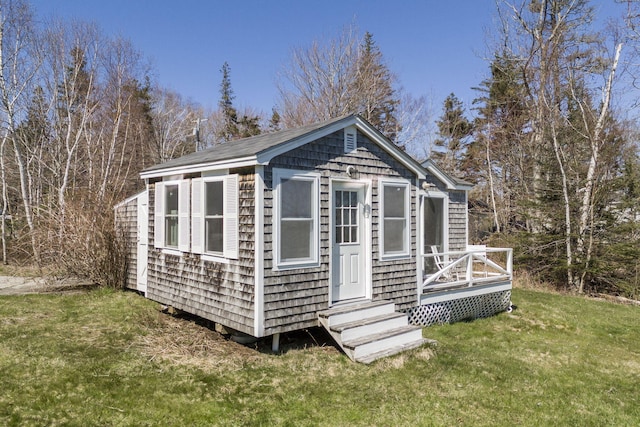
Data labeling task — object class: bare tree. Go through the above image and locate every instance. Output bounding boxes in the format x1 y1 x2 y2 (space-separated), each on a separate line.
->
276 25 359 128
0 0 42 265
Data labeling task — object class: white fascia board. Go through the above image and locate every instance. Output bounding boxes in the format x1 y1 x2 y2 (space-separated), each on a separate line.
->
422 159 474 191
256 116 425 179
140 156 257 179
352 116 426 179
113 189 146 210
256 118 357 164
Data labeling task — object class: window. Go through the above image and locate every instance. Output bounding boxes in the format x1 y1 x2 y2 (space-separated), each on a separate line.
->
274 169 319 268
191 175 238 259
154 179 190 252
164 184 179 248
205 181 224 254
380 180 410 258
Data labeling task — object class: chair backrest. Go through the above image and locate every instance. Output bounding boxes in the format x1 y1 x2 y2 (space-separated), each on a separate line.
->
430 245 446 270
467 244 487 260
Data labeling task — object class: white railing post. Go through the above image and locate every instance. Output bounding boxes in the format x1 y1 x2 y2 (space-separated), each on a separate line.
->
466 252 473 287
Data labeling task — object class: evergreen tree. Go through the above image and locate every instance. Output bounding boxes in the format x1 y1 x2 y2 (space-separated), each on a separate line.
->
352 32 400 140
268 108 281 132
216 62 261 141
471 53 529 233
433 93 473 175
217 62 239 142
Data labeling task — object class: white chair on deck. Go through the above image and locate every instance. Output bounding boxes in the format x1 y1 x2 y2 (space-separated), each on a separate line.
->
430 245 458 281
467 244 488 278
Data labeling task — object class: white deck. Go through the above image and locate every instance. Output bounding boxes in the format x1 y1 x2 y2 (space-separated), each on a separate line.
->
419 246 513 307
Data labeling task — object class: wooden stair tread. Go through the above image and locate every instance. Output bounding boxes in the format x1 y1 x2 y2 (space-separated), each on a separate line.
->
329 312 406 333
342 325 423 350
318 300 392 318
356 339 433 364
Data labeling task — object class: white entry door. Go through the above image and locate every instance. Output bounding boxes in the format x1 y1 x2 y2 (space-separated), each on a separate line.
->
332 182 367 302
137 191 148 295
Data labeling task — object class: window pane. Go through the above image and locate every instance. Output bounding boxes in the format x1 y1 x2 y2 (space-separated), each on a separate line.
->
335 191 342 208
384 185 405 218
165 185 178 215
205 218 223 253
336 227 342 244
281 220 312 260
282 179 312 218
424 197 444 252
384 219 405 253
206 181 223 216
350 191 357 207
165 217 178 247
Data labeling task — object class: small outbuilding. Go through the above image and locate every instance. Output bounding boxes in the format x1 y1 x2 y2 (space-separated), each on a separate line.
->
116 114 512 363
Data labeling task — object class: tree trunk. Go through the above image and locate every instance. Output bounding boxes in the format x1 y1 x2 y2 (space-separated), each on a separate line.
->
576 43 622 293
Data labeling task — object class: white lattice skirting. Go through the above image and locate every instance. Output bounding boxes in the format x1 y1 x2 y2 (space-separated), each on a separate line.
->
406 290 512 326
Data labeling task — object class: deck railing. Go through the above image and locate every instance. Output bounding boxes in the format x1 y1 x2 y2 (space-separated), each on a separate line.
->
421 247 513 293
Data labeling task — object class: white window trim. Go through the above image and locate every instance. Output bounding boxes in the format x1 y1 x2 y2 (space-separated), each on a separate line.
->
418 188 449 257
273 168 320 270
379 178 411 260
154 179 189 253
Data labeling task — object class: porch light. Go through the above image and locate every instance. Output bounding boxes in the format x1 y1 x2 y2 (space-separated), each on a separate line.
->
346 165 357 178
422 181 436 191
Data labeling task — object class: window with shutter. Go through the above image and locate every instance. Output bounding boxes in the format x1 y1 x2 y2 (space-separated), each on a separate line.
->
154 179 188 252
195 174 239 260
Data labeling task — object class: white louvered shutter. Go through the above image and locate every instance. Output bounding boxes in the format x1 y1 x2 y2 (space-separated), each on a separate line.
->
344 126 357 153
224 174 239 259
154 182 164 248
178 180 190 252
191 178 203 254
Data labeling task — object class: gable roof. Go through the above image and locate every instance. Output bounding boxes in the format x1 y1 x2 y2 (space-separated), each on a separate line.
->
140 115 426 179
421 159 474 191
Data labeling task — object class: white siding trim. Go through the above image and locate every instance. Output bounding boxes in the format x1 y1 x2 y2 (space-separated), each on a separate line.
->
153 182 164 248
178 180 190 252
140 157 256 179
254 166 265 337
191 178 204 254
224 174 239 260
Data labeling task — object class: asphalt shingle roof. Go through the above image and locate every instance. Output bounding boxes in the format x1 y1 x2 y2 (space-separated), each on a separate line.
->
143 115 353 173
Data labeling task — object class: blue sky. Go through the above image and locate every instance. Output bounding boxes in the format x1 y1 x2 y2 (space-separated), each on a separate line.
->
31 0 500 116
29 0 620 118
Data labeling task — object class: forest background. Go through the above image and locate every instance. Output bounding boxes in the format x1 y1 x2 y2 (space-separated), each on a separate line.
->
1 0 639 297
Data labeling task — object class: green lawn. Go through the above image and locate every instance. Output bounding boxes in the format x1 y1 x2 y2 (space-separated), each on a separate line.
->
1 287 639 426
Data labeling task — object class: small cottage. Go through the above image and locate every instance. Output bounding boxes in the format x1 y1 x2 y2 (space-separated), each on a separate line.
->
116 115 512 363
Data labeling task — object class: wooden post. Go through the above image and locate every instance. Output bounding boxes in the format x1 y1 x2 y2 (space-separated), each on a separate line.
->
272 333 280 353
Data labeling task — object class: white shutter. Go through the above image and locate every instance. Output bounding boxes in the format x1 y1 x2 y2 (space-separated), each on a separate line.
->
344 126 357 153
224 174 239 259
178 179 190 252
154 182 164 248
191 178 203 254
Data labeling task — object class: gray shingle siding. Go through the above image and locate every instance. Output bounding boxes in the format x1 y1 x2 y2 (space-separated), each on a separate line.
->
145 171 256 336
262 130 419 334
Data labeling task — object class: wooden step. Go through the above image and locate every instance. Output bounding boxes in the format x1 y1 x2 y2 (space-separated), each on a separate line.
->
318 300 395 327
330 312 408 342
342 325 424 360
356 338 433 364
